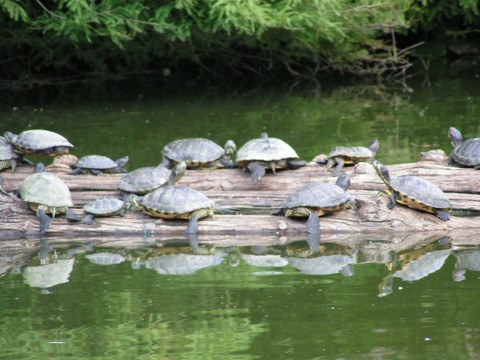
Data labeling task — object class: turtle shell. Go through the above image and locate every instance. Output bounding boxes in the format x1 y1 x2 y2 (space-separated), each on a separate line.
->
73 155 119 170
162 138 224 167
236 135 299 163
283 182 351 211
6 129 73 154
83 198 125 216
139 185 213 218
328 146 373 162
118 166 172 195
19 172 73 209
451 138 480 166
390 175 452 210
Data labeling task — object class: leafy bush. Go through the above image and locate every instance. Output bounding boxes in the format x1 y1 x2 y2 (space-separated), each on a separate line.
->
0 0 417 86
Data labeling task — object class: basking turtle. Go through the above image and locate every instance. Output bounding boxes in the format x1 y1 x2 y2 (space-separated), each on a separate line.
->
0 136 22 172
82 198 126 225
325 138 379 176
5 129 73 156
161 138 236 169
19 163 80 233
371 159 452 221
275 172 356 235
134 185 214 235
69 155 129 175
118 161 186 199
236 133 306 182
448 127 480 168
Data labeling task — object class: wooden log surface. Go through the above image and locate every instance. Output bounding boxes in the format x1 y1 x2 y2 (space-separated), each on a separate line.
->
1 152 480 248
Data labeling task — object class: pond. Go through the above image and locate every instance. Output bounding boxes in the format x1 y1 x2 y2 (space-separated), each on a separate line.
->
1 59 480 359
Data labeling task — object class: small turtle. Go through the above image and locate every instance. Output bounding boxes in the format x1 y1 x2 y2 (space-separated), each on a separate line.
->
69 155 129 175
134 185 214 235
161 138 236 169
118 161 186 199
82 198 126 225
236 133 306 182
448 127 480 168
5 129 73 156
371 159 452 221
275 172 356 235
325 138 379 176
19 163 80 233
0 136 22 172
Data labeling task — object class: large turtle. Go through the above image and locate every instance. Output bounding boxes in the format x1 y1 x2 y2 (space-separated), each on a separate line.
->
371 159 452 221
161 138 236 169
448 127 480 168
19 163 80 233
236 133 306 182
69 155 129 175
82 198 126 225
274 172 356 235
118 161 186 199
133 184 214 235
0 136 22 172
5 129 73 156
325 138 379 176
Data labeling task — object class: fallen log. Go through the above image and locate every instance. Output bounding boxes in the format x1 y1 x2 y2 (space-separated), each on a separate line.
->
1 151 480 245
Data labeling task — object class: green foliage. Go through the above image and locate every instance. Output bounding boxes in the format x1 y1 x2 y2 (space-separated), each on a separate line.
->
0 0 28 21
0 0 447 86
409 0 480 37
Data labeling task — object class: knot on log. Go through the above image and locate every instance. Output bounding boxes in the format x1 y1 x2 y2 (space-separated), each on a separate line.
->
419 150 448 165
354 162 375 175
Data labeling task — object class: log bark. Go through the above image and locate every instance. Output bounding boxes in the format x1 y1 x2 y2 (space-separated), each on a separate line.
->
1 154 479 247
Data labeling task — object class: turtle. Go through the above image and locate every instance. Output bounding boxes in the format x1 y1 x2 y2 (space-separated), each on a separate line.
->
82 198 126 225
5 129 73 156
69 155 129 175
117 161 186 200
0 136 22 172
448 127 480 168
324 138 379 176
236 132 307 182
19 163 80 233
133 184 214 235
274 172 356 235
161 138 237 169
371 159 452 221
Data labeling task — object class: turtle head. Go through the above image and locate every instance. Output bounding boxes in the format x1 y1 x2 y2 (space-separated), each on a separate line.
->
169 161 187 185
335 172 351 191
371 159 391 184
34 162 46 173
368 138 379 155
4 131 15 144
115 156 129 167
224 140 237 159
448 127 463 148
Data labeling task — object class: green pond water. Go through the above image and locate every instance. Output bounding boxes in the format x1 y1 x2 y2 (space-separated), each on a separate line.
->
1 60 480 359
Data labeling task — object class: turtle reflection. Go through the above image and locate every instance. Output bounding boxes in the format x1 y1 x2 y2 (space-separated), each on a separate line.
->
378 237 452 297
23 239 75 290
452 248 480 282
134 245 225 275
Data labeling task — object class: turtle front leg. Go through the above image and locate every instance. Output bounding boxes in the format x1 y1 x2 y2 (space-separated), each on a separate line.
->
186 213 199 234
331 157 345 177
387 193 397 209
247 162 266 182
82 214 95 225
